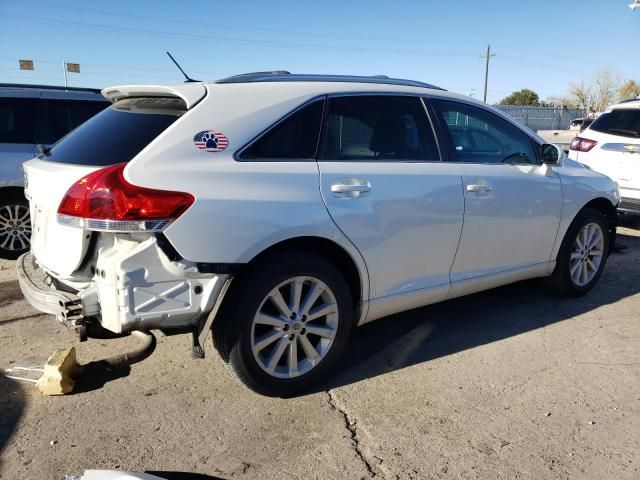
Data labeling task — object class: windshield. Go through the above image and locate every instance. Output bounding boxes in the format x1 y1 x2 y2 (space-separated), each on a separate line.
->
43 97 186 166
589 109 640 138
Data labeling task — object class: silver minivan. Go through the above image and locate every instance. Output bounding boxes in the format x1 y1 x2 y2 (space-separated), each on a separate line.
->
0 83 109 258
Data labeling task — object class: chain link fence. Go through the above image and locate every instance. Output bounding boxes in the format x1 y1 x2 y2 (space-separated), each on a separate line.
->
496 106 586 131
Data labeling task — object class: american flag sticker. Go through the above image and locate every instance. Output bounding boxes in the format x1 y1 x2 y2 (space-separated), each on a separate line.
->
193 130 229 152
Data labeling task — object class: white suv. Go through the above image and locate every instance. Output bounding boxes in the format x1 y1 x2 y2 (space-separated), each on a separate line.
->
568 99 640 213
18 73 619 396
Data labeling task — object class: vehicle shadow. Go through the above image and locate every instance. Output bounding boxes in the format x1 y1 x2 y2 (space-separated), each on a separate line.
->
0 375 25 470
313 231 640 393
145 471 225 480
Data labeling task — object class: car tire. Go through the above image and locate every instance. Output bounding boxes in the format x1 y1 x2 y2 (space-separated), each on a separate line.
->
545 207 610 297
0 190 31 260
213 250 354 397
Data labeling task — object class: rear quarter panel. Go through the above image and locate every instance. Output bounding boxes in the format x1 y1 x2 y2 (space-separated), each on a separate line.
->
124 83 370 300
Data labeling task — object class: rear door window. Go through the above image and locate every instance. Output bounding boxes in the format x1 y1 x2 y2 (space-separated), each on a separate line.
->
0 98 38 144
320 95 439 161
39 100 109 144
44 97 186 166
589 109 640 138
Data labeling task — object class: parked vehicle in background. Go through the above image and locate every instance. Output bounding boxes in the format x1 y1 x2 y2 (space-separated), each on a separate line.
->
569 99 640 213
0 84 109 258
536 128 576 152
569 117 594 131
17 73 619 396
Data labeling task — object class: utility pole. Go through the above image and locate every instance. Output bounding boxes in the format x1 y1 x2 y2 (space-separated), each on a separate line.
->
480 44 495 103
63 62 68 88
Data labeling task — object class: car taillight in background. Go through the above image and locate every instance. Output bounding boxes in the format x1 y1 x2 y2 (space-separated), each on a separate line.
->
570 137 598 152
57 163 194 232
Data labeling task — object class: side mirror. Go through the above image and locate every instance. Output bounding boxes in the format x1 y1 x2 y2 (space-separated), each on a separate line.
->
541 143 562 165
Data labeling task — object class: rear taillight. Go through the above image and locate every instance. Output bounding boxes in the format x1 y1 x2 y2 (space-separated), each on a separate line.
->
569 137 598 152
57 163 194 232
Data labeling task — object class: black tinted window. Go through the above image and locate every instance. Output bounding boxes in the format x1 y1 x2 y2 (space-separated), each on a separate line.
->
44 97 185 166
590 109 640 138
320 96 438 161
0 98 38 144
39 100 109 144
431 99 537 165
241 100 324 160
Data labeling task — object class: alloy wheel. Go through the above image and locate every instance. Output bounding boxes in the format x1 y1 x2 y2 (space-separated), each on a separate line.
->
250 276 339 379
570 222 604 287
0 204 31 252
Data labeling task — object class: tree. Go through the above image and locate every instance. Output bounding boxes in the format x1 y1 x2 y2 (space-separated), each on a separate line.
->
619 80 640 101
568 80 592 110
498 89 541 106
591 67 620 112
568 68 622 112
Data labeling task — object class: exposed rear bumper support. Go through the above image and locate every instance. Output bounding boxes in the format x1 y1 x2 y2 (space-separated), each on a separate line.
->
16 252 84 326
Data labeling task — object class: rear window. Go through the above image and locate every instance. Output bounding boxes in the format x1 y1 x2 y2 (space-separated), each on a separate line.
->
0 98 38 144
38 100 109 144
43 97 186 166
589 109 640 138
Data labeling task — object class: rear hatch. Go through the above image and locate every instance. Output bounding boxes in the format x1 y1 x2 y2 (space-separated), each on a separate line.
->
25 85 202 277
581 108 640 195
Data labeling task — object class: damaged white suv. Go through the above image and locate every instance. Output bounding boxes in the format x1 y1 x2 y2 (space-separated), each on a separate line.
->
18 73 619 396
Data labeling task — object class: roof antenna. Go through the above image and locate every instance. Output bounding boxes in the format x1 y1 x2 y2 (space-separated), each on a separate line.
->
166 51 200 83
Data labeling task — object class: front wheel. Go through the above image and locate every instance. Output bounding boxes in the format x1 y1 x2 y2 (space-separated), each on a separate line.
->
213 251 354 397
545 208 610 296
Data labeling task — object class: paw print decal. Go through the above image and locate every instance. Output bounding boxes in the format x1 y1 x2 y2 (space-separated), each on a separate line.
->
193 130 229 152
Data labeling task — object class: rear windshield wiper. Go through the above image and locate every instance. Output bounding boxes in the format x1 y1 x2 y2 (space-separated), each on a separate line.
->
36 144 51 157
606 128 640 138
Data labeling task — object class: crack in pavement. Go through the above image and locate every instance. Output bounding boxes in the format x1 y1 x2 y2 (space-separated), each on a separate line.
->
327 389 379 479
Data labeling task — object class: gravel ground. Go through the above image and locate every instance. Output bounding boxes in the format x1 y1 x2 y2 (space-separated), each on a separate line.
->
1 217 639 480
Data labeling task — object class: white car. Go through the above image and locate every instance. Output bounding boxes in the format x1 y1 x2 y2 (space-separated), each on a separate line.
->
18 73 619 396
568 99 640 213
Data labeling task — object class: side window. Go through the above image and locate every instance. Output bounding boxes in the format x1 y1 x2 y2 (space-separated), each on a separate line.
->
321 96 439 161
240 99 324 160
0 98 38 144
39 100 109 144
431 99 538 165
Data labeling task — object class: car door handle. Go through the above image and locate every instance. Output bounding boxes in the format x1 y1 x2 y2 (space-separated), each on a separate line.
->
466 184 493 193
331 179 372 198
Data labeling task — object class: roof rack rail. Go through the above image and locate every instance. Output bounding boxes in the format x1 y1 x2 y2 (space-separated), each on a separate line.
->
215 73 445 90
0 83 102 94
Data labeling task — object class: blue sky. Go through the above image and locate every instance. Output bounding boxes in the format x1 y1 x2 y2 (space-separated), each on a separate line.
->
1 0 638 103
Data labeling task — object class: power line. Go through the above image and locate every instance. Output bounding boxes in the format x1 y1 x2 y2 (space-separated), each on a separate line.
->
0 14 481 58
2 0 488 48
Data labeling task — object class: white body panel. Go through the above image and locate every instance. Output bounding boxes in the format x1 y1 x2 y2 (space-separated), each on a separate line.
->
20 79 619 335
318 161 464 298
23 159 99 277
451 163 562 281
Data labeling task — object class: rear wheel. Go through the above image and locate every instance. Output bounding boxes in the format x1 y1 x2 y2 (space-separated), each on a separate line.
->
214 251 353 396
545 208 610 296
0 190 31 260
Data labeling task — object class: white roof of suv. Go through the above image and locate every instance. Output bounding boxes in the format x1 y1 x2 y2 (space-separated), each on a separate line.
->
609 99 640 110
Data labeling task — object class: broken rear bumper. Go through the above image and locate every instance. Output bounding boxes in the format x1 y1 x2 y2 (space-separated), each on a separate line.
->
16 252 83 326
17 237 232 335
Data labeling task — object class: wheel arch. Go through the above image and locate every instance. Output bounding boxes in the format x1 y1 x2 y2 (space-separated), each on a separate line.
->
224 235 368 321
580 197 617 246
0 185 27 200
